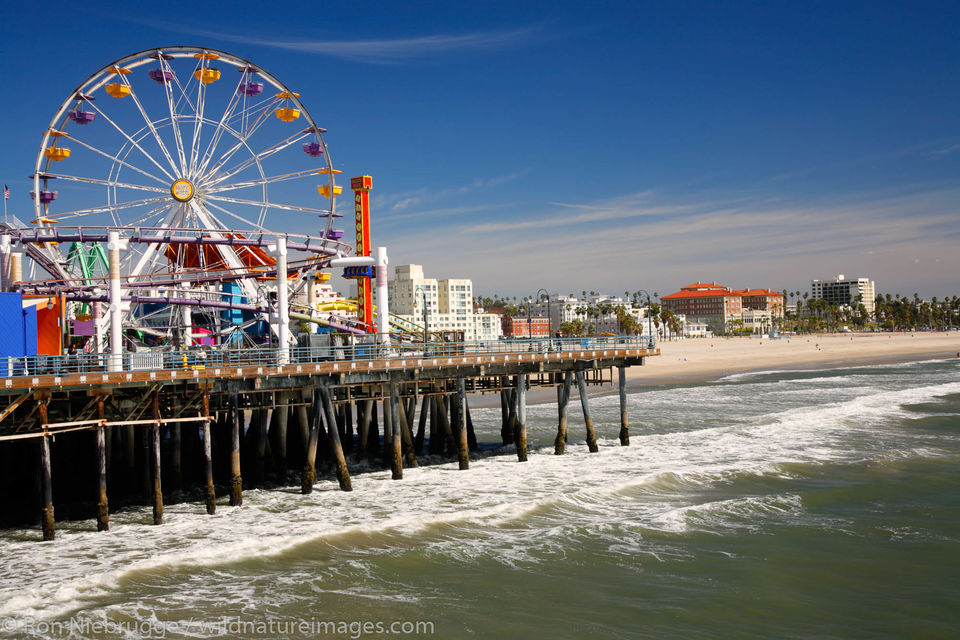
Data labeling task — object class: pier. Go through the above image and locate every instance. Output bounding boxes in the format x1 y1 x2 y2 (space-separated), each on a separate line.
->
0 337 657 540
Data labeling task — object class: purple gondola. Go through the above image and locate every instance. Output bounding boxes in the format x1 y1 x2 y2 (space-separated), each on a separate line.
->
68 110 96 124
237 82 264 96
30 191 58 203
303 142 324 157
324 229 344 240
148 68 175 84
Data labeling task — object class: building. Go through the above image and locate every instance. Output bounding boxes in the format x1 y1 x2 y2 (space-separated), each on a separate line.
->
661 283 743 333
735 289 784 317
501 316 550 338
532 294 644 334
661 282 784 334
388 264 501 341
811 275 876 315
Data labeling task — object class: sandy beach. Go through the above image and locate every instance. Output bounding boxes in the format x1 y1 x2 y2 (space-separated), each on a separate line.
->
630 331 960 384
476 331 960 408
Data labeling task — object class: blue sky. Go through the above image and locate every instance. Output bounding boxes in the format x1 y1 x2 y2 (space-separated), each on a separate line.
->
2 1 959 299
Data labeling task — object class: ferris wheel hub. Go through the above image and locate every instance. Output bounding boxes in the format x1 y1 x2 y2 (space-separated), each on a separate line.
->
170 179 195 202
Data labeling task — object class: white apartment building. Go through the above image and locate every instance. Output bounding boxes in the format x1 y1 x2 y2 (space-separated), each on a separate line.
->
811 275 876 315
389 264 501 341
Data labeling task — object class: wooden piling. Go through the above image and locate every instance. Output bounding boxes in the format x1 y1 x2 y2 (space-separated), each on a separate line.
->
464 395 478 451
150 423 163 524
355 399 373 462
396 394 418 468
555 371 572 455
151 393 163 524
254 409 269 483
617 365 629 446
435 395 457 455
388 386 403 480
506 388 519 450
500 380 512 445
38 396 54 541
575 371 599 453
428 396 443 455
367 401 381 460
170 424 182 492
301 391 320 494
516 374 528 462
202 392 216 515
415 395 428 455
455 378 469 469
95 396 109 531
229 394 243 506
274 396 289 479
319 386 352 491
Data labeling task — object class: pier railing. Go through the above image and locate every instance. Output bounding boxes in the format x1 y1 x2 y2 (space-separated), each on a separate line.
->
2 336 656 379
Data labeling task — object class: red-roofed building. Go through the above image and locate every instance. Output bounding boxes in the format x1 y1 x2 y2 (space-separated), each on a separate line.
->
661 283 783 333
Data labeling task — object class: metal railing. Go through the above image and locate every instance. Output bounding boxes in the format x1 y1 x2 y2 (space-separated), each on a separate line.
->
1 335 656 379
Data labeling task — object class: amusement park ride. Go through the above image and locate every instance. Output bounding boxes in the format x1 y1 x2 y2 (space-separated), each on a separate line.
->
1 47 392 367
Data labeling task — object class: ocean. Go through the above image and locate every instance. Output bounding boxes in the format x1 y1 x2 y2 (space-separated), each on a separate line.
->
0 358 958 639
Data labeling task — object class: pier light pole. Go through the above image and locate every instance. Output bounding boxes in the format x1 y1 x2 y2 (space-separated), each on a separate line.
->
637 289 654 349
536 288 550 335
415 285 429 345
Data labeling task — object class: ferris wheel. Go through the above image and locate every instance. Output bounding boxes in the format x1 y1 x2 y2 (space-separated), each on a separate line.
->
20 46 351 345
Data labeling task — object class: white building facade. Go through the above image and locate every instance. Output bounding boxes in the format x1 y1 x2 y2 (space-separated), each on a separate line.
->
811 274 876 315
388 264 501 341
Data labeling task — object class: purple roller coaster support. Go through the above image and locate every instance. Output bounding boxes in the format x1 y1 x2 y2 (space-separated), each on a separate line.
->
68 110 96 124
148 69 175 83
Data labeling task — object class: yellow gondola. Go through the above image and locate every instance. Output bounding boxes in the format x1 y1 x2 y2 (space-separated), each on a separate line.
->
317 185 342 197
44 147 71 161
105 83 131 98
274 91 300 99
315 272 331 283
31 217 59 224
107 66 132 75
194 68 221 84
275 107 300 122
315 168 343 174
194 52 220 60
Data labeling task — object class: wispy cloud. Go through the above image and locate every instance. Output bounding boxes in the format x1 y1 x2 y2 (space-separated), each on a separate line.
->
376 169 530 214
137 21 543 64
379 185 960 298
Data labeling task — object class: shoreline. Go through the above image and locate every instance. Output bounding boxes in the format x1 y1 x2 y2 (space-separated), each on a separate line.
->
469 333 960 408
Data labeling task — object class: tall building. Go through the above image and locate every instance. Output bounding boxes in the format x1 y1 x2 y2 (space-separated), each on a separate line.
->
388 264 501 341
811 275 875 315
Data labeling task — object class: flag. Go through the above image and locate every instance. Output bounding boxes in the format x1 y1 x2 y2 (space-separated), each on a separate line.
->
2 185 8 201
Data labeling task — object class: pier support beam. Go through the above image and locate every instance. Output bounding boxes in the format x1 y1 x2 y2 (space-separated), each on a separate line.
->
170 423 182 492
151 394 163 525
415 396 428 455
576 371 599 453
500 380 512 445
355 399 373 462
274 396 289 479
555 371 572 455
95 396 109 531
229 395 243 506
320 386 352 490
397 395 418 468
202 393 216 515
617 366 629 446
435 395 456 456
516 374 528 462
302 391 320 494
38 397 54 541
388 386 403 479
455 378 469 470
465 394 478 452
